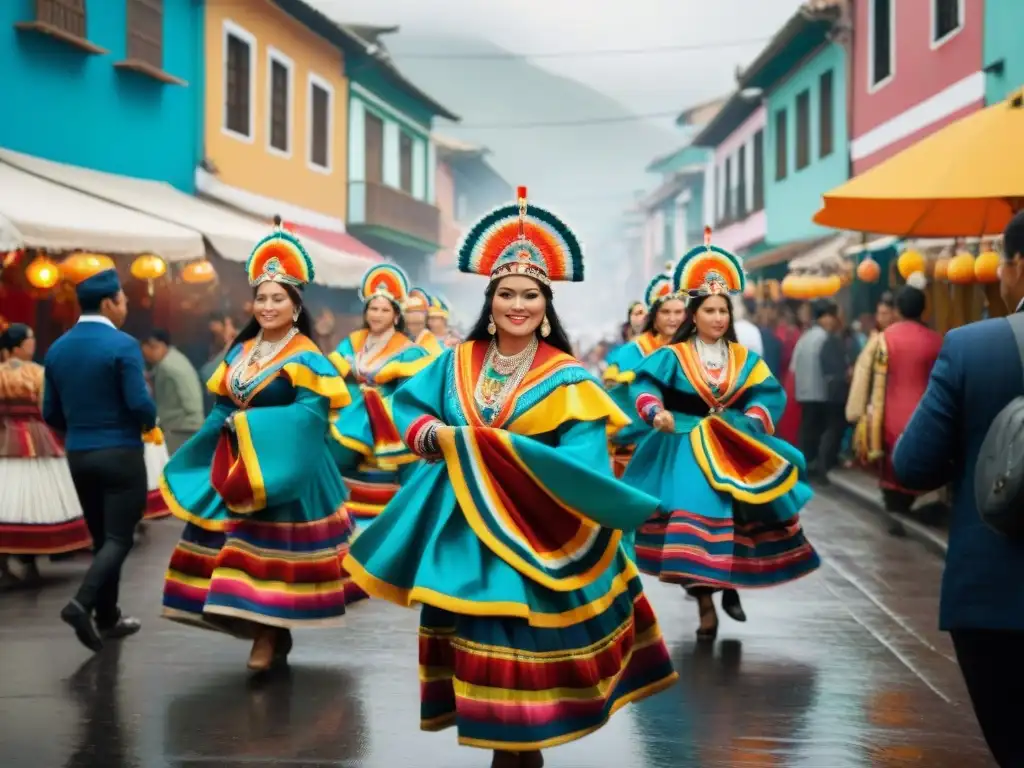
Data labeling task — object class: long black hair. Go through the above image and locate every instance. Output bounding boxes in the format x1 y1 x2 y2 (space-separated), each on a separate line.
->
362 296 407 335
466 278 573 355
230 283 314 351
641 296 687 335
671 294 738 345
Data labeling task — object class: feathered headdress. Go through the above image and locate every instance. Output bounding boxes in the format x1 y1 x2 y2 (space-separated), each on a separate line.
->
405 287 431 313
247 216 315 288
457 186 583 285
359 263 411 307
673 226 746 298
644 262 678 309
427 293 450 319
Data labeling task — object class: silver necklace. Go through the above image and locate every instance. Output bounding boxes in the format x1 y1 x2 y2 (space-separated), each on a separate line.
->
474 336 538 424
694 338 727 390
356 328 395 374
230 327 299 395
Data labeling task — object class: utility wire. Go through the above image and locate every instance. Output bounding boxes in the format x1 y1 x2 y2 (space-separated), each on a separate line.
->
393 38 770 60
446 110 684 130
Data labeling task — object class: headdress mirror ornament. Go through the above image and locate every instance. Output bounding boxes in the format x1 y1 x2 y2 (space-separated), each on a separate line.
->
247 215 316 288
457 186 584 286
359 263 411 308
673 226 746 299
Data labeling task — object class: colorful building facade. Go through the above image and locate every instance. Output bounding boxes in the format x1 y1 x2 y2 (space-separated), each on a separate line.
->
849 0 985 174
983 0 1024 104
342 25 459 280
2 0 202 192
195 0 350 231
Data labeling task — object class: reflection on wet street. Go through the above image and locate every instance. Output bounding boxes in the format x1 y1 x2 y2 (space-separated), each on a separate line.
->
0 491 993 767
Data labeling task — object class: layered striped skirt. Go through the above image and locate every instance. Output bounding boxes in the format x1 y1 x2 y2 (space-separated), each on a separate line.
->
634 506 820 589
417 565 677 751
162 505 366 633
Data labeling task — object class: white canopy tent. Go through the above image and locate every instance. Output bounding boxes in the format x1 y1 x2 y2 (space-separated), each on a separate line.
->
0 161 205 261
0 149 368 288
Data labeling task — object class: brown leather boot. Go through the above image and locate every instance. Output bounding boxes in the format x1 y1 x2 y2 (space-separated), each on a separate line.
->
490 751 520 768
520 750 544 768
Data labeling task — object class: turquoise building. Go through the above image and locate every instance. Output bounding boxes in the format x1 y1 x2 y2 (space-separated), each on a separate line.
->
332 23 459 280
740 10 848 247
0 0 202 192
983 0 1024 104
642 143 710 267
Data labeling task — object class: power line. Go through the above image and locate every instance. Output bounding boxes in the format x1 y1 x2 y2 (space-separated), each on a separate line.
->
393 38 770 60
448 110 683 130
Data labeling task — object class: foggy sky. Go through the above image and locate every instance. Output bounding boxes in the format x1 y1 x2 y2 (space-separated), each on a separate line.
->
311 0 804 120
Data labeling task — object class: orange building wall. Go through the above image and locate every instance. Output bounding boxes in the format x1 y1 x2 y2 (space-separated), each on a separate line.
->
204 0 348 220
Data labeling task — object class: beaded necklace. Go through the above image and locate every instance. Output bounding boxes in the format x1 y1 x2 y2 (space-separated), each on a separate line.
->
474 336 538 424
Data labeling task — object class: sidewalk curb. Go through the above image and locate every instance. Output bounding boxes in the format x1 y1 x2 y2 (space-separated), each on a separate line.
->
826 471 949 558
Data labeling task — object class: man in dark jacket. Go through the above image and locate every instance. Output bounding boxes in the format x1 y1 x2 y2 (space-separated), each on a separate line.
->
44 267 157 653
893 210 1024 767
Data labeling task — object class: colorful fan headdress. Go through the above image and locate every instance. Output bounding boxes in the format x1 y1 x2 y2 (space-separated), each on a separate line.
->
405 287 431 313
673 226 746 298
644 262 679 309
247 216 315 288
457 186 583 285
359 263 411 307
428 293 450 319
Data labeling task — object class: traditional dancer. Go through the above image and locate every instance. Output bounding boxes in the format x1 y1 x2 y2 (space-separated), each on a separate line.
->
327 265 431 525
427 293 460 348
160 222 361 672
0 324 91 588
404 287 444 357
603 268 684 478
623 228 820 640
342 187 677 768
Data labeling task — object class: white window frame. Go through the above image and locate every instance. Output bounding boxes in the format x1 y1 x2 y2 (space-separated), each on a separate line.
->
221 19 257 144
867 0 896 94
306 72 334 174
930 0 965 50
265 46 294 159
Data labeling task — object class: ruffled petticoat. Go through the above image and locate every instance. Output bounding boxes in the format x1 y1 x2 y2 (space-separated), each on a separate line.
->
143 441 172 520
0 409 91 554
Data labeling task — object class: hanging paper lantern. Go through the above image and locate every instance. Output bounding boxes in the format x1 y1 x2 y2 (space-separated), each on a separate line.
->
974 249 1000 283
897 249 925 279
821 274 842 296
933 257 950 281
60 252 115 284
130 253 168 281
25 255 60 289
947 251 976 285
780 274 804 299
856 256 881 284
181 259 217 284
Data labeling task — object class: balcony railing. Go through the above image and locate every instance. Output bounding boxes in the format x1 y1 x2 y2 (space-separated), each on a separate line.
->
349 181 440 247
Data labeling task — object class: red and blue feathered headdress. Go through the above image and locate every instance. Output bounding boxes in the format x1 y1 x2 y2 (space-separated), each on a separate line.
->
246 217 315 288
673 227 746 298
359 263 411 307
457 186 583 285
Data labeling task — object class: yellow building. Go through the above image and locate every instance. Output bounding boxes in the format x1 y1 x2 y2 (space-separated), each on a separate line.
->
196 0 351 233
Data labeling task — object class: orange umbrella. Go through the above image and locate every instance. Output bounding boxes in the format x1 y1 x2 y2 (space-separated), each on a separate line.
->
813 88 1024 237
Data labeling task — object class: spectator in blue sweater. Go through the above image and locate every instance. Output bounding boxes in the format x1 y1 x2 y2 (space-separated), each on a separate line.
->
43 266 157 653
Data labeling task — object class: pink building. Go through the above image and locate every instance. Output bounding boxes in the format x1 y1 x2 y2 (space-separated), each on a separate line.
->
708 105 768 254
849 0 985 174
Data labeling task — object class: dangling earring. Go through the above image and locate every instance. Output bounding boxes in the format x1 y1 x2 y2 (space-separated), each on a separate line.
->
292 308 300 323
540 317 551 338
486 315 496 336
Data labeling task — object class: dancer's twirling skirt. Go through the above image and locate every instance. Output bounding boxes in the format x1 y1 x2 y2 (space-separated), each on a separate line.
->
162 504 366 634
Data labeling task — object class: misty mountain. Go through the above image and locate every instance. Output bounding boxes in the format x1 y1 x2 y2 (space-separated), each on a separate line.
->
383 34 677 244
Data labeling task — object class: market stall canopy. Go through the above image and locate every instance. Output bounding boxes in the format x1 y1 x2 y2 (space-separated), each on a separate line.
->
0 149 366 288
787 233 853 273
813 89 1024 237
742 235 836 272
0 160 205 261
